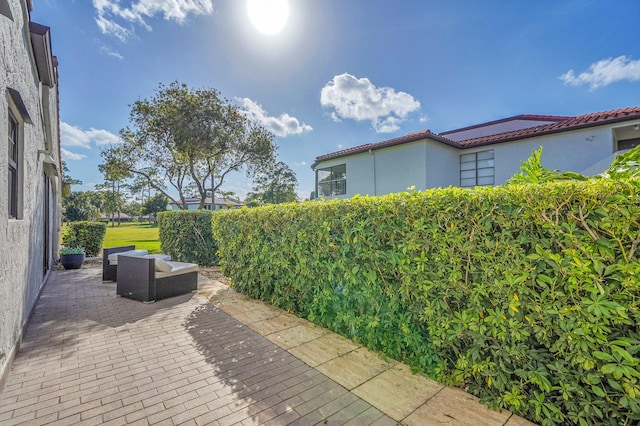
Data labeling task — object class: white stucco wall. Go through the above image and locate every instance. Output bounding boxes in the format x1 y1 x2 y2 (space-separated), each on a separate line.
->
424 140 460 188
315 139 461 198
0 0 61 389
315 123 624 200
491 126 614 184
373 141 426 194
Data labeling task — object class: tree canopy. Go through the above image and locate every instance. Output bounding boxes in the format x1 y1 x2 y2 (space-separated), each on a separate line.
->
142 193 169 222
101 82 277 210
245 161 298 206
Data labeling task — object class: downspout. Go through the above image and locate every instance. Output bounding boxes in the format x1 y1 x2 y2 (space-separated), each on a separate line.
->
312 166 317 199
369 149 377 196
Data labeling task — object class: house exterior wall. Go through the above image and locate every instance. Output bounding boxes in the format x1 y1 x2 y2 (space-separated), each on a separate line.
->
315 123 624 199
0 0 61 391
490 126 614 184
315 139 460 198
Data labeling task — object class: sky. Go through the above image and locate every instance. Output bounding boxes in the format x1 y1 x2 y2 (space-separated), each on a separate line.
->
32 0 640 200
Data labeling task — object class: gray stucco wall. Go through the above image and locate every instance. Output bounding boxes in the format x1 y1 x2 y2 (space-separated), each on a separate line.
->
0 0 61 390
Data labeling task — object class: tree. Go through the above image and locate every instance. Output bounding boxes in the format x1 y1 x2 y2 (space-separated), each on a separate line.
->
141 193 169 223
61 160 82 185
97 162 130 227
245 161 298 206
101 81 277 210
62 191 101 222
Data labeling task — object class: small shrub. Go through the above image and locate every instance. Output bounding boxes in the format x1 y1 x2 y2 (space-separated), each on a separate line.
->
62 221 107 257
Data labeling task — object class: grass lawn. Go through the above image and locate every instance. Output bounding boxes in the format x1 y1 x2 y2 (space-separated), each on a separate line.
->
103 221 162 254
62 221 162 255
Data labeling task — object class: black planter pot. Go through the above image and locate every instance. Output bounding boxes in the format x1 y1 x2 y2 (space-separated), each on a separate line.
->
60 253 85 270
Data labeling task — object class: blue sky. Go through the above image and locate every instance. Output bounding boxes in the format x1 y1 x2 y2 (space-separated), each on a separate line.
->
33 0 640 199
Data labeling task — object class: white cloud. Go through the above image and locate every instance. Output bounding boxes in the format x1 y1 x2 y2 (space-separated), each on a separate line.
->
100 44 124 59
294 161 307 167
320 73 421 133
237 97 313 137
93 0 214 41
95 14 131 42
560 55 640 90
61 147 87 161
61 122 121 148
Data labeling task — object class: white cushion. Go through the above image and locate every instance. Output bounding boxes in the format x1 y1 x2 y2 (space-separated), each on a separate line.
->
154 258 173 273
155 261 199 278
108 249 148 265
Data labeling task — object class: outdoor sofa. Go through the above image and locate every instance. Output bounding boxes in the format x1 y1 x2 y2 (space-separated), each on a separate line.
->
116 255 198 303
102 245 148 281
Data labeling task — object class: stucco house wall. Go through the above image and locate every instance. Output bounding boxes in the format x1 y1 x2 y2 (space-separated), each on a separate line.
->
315 153 373 199
0 0 61 392
491 126 614 184
316 139 461 199
313 108 640 199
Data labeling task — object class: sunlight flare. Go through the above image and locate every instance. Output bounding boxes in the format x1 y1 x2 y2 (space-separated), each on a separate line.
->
247 0 289 35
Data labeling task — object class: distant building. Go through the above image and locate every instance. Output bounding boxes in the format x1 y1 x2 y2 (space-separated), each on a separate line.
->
311 107 640 198
166 197 245 211
1 0 62 390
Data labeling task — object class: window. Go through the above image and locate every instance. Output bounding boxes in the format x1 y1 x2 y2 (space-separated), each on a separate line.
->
460 150 494 188
8 111 19 218
618 138 640 151
317 164 346 197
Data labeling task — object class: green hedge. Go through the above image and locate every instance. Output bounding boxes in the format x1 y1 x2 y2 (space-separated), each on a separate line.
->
62 221 107 257
211 180 640 425
157 210 218 266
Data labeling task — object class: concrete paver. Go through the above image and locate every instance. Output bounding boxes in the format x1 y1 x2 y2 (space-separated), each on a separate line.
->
0 267 536 425
288 332 361 367
316 348 396 390
352 363 443 421
403 387 512 426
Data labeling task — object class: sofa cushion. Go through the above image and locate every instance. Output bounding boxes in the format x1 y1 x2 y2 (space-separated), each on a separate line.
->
154 258 173 273
108 249 148 265
155 261 199 278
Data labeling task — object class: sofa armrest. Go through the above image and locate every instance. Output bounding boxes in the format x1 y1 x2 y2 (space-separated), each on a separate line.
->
102 245 136 281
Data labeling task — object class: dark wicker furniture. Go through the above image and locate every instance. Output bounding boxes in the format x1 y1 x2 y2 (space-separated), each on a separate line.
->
102 245 136 281
116 255 198 303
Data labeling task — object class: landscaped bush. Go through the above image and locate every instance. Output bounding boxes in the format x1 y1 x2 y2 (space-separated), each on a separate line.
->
62 221 107 257
211 180 640 425
157 210 218 266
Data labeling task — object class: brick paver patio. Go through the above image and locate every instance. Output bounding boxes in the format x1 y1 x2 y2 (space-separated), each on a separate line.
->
0 268 393 425
0 268 534 425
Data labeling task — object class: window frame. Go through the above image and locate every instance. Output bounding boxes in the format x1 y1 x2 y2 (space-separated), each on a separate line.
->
316 164 347 197
8 110 20 218
617 138 640 151
460 149 495 188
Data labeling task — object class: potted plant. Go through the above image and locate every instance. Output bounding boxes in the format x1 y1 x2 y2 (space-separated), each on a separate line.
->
59 246 85 270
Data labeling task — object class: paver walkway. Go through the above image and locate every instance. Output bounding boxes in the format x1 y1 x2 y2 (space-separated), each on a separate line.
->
0 268 535 425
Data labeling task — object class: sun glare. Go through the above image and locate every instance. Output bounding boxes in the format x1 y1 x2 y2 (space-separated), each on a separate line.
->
247 0 289 35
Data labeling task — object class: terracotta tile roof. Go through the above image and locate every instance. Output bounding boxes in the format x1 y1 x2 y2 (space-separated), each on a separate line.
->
458 107 640 148
439 114 574 136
